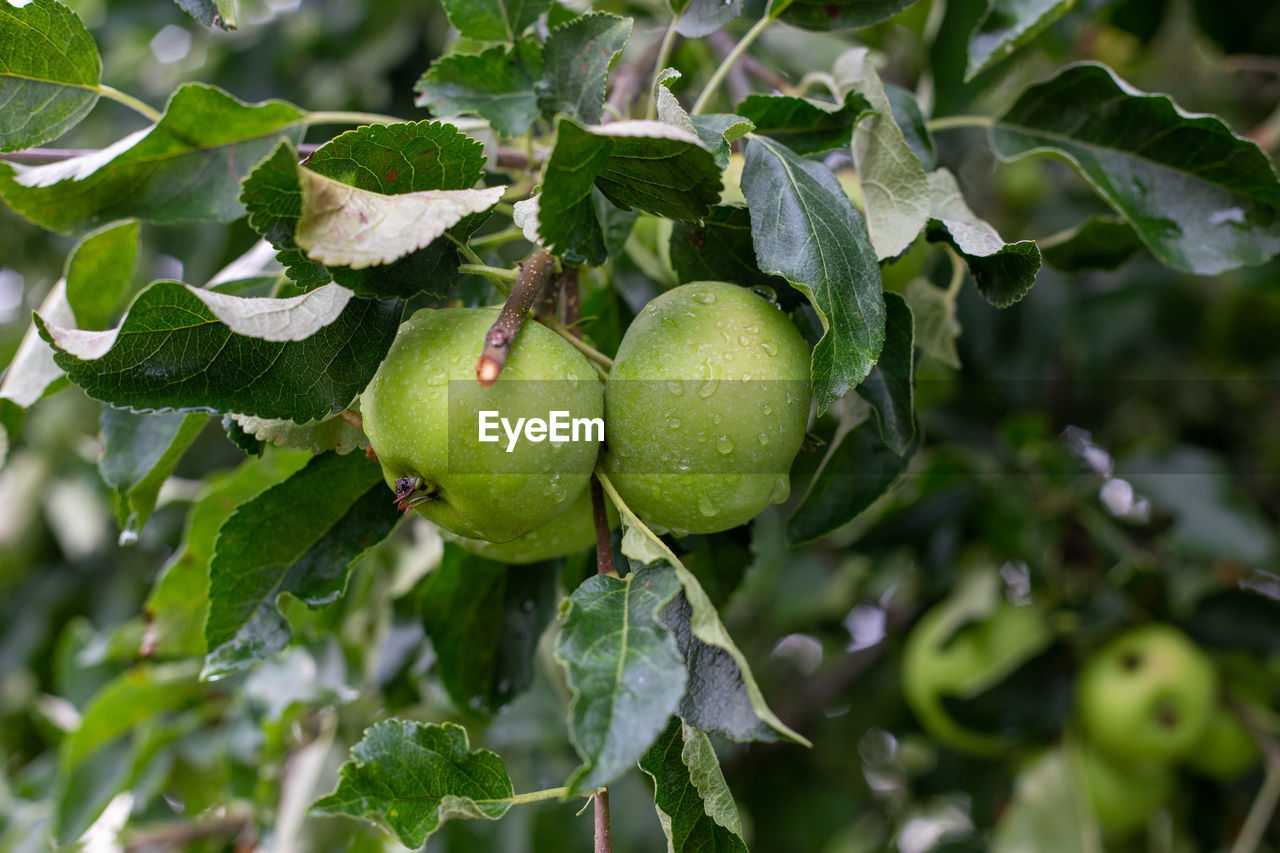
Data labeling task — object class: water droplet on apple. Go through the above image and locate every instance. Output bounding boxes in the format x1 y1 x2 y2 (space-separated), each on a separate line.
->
770 475 790 503
668 418 681 429
716 435 734 454
758 431 768 445
667 380 685 396
697 378 719 398
699 496 718 516
693 290 716 304
761 342 778 357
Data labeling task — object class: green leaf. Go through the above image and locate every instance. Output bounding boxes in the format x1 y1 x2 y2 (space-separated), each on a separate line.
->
603 476 809 747
538 118 721 265
203 451 402 677
777 0 920 32
65 220 140 331
660 592 774 742
0 280 73 457
311 720 514 848
420 545 559 714
676 0 743 37
242 127 487 298
741 135 886 412
174 0 239 29
992 63 1280 275
835 47 931 260
993 746 1099 853
902 277 960 368
537 12 632 125
638 718 749 853
0 82 304 233
736 91 873 155
294 166 503 269
415 39 543 138
441 0 549 41
670 204 789 292
1040 216 1142 272
37 280 403 422
0 0 100 151
59 661 200 777
885 84 936 171
966 0 1074 80
787 421 914 543
99 408 208 538
555 563 687 794
230 412 368 455
144 450 310 658
924 168 1041 307
856 291 914 455
654 69 751 169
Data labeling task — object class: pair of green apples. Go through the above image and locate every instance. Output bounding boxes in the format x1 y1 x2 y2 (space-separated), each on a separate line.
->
904 608 1260 839
360 281 811 563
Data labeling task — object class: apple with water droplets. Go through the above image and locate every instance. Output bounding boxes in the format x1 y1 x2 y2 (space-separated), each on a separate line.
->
602 281 811 535
361 308 603 544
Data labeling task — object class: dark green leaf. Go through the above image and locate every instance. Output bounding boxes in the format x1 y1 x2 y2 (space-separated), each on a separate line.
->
1186 590 1280 655
836 47 931 259
537 12 631 125
689 114 754 169
924 168 1041 307
174 0 238 29
204 451 401 676
555 562 687 794
676 0 743 37
37 280 404 422
736 91 873 155
966 0 1073 80
992 63 1280 275
311 720 514 848
0 83 304 233
638 718 749 853
885 84 936 171
242 127 487 298
1040 216 1143 272
99 407 208 538
670 204 789 292
788 421 915 543
742 135 886 412
777 0 919 32
144 451 310 658
415 39 543 138
65 220 140 330
441 0 549 41
538 118 721 265
420 545 559 714
0 0 100 151
662 592 775 741
857 291 915 454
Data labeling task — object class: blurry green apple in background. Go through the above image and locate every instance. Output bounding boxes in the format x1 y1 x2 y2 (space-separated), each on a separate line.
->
1076 624 1217 763
361 308 602 543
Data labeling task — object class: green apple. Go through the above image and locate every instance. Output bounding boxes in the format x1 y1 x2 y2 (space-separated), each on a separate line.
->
1076 624 1217 763
1075 742 1173 838
361 308 603 543
442 484 618 564
1186 702 1261 779
901 601 1051 755
601 281 810 535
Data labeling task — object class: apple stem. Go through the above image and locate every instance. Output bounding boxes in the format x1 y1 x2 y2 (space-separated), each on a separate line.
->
590 476 615 578
475 249 556 387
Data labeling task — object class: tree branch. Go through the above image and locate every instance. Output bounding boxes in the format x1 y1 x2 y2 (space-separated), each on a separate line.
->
594 787 613 853
605 32 671 121
559 266 582 333
475 249 556 386
590 476 615 578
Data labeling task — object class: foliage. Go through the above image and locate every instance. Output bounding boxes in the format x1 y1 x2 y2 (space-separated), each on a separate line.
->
2 0 1280 850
